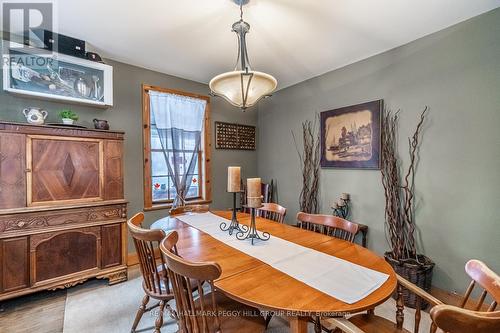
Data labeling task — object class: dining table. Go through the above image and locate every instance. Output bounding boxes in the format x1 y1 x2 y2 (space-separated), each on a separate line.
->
151 210 397 333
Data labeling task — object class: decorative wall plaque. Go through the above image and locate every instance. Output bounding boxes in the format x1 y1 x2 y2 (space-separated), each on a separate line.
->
215 121 256 150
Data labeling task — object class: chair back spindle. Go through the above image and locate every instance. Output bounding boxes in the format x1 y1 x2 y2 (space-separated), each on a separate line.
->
160 231 223 333
128 213 171 297
461 259 500 312
256 203 287 223
296 212 359 243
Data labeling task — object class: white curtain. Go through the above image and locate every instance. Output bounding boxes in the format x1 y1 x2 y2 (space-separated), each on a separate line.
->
149 91 206 207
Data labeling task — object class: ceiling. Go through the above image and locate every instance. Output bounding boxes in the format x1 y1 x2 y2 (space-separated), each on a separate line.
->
44 1 500 89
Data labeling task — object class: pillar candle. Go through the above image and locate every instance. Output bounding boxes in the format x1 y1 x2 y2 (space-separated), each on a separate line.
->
341 192 350 200
247 178 262 208
227 166 241 192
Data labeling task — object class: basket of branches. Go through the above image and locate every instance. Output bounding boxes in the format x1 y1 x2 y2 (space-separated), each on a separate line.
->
381 107 435 308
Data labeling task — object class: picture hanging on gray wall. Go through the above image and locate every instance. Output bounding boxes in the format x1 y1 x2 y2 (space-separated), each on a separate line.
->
320 100 382 169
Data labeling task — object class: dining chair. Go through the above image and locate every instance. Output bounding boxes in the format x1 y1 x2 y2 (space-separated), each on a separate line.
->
128 212 176 333
295 212 361 332
169 204 210 215
296 212 359 243
256 202 287 223
322 259 500 333
159 230 266 333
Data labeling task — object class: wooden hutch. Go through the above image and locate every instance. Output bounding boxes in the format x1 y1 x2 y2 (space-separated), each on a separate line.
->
0 121 127 301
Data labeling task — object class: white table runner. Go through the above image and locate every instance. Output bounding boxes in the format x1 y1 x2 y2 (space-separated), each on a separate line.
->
176 212 389 304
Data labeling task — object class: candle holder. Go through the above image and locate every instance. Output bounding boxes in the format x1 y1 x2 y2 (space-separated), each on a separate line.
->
220 192 247 235
236 206 270 245
332 198 350 219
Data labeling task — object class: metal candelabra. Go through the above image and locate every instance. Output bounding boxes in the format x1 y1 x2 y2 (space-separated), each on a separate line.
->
236 206 270 245
220 192 246 235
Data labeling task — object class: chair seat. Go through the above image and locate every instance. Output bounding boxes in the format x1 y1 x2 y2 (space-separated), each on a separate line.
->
347 314 410 333
193 291 266 333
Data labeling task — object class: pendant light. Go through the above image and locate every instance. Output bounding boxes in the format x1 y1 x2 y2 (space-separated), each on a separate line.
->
209 1 277 111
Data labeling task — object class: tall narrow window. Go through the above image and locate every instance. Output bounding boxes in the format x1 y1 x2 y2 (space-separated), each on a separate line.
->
143 85 211 210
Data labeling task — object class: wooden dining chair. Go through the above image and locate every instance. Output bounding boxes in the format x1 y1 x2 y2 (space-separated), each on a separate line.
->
295 212 361 332
169 204 210 216
159 230 266 333
322 259 500 333
256 202 287 223
296 212 359 243
128 212 176 333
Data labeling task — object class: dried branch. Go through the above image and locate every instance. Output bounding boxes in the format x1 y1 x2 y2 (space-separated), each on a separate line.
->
381 107 428 261
292 116 321 214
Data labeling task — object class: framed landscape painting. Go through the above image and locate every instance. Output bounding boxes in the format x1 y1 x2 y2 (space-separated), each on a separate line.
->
320 100 382 169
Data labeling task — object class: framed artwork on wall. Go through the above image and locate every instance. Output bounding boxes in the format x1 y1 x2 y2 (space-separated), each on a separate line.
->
320 100 382 169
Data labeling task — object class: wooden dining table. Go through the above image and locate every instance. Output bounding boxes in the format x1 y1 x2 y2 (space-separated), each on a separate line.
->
151 210 397 333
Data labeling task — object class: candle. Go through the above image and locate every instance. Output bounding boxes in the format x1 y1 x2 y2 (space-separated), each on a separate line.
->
337 199 345 207
227 166 241 192
247 178 262 208
341 193 350 200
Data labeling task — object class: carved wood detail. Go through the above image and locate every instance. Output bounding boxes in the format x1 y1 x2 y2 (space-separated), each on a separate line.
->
47 277 89 291
97 268 128 285
0 204 126 233
29 226 101 249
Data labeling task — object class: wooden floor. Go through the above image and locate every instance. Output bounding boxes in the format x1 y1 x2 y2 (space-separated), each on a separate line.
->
0 267 140 333
0 288 67 333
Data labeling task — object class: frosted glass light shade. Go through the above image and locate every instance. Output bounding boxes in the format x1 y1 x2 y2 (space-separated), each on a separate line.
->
209 70 277 109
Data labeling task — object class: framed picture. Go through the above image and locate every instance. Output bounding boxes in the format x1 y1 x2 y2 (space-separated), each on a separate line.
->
2 42 113 107
320 100 382 169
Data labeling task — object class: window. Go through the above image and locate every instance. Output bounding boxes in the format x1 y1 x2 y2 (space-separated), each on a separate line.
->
142 84 211 210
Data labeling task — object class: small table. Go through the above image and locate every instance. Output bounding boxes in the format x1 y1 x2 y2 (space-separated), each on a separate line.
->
151 211 395 333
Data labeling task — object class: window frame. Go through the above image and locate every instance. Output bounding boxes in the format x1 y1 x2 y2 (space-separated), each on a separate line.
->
142 84 211 211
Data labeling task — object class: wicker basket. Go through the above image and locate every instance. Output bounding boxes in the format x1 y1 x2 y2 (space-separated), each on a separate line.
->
384 252 435 309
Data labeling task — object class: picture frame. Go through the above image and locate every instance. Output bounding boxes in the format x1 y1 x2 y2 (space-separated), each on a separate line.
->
320 100 382 169
2 42 113 107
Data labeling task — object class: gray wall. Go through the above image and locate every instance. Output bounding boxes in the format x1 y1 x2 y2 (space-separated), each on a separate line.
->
257 9 500 294
0 59 258 251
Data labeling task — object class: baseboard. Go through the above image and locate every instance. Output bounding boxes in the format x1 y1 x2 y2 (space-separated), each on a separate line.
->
127 248 161 266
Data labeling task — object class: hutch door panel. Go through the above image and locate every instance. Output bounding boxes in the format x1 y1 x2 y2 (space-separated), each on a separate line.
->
28 136 103 205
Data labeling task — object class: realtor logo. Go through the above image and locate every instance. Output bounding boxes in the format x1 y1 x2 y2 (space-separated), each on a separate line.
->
1 1 54 52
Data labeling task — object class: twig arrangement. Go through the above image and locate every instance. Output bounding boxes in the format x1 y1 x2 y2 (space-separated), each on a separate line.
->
292 116 320 214
381 107 428 261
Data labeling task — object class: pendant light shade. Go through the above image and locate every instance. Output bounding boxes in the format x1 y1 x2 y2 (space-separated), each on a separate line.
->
209 3 277 110
209 70 277 109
